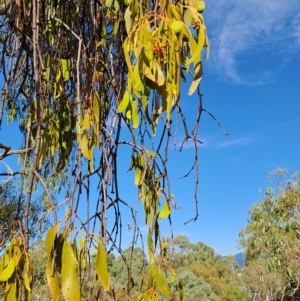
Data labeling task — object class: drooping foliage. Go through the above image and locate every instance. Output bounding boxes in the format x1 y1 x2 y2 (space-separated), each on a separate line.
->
240 169 300 301
0 0 210 299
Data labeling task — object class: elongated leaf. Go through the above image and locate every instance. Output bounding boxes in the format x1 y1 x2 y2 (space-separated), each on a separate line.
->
0 258 14 281
95 240 110 291
187 61 203 95
118 91 130 113
81 113 90 131
46 224 59 257
6 278 17 301
146 150 156 158
93 90 101 124
154 267 172 295
81 135 91 160
124 7 132 34
158 201 170 219
147 231 155 264
130 99 139 128
61 242 80 301
79 237 85 250
134 154 143 185
186 25 205 67
61 59 70 81
24 260 33 292
46 256 60 301
24 271 32 292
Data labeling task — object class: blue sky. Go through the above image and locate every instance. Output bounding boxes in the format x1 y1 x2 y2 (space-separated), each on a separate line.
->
162 0 300 255
1 0 300 257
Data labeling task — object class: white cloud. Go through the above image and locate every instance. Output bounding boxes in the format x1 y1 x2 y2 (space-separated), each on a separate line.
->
205 0 300 85
218 137 251 148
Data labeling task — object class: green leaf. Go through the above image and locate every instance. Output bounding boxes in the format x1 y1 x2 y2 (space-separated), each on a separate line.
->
187 61 203 96
158 201 170 219
118 91 130 113
134 154 143 185
149 263 172 296
61 59 70 81
46 256 60 301
0 258 14 281
6 278 17 301
170 271 176 283
143 61 165 87
24 260 32 292
186 25 205 67
95 240 110 291
24 272 32 292
81 135 91 160
154 268 172 295
130 99 139 128
93 90 101 124
124 7 132 34
81 113 90 132
147 231 155 264
61 241 80 301
79 237 85 250
184 8 192 27
146 150 156 158
45 224 60 257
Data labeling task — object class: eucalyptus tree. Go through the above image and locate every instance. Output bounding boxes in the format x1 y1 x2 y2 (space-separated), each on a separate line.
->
240 169 300 300
0 0 212 300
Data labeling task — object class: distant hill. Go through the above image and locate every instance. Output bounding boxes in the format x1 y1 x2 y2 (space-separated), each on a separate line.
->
234 252 245 268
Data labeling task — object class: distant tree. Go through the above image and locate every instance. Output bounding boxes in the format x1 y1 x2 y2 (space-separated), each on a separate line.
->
0 181 48 251
171 269 218 301
223 283 251 301
240 169 300 300
168 235 247 301
109 247 148 294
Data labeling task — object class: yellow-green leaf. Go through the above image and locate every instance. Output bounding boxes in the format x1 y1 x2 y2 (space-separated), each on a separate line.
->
187 61 203 96
61 242 80 301
6 278 17 301
154 267 172 295
61 59 70 81
146 150 156 158
81 135 91 160
130 99 139 128
158 201 170 219
46 224 59 257
134 154 143 185
186 25 205 67
24 272 32 292
46 256 60 301
93 90 101 124
81 113 90 131
95 240 110 291
118 91 130 113
0 258 14 281
170 271 176 283
79 238 85 250
147 231 155 264
124 7 132 34
184 8 192 27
